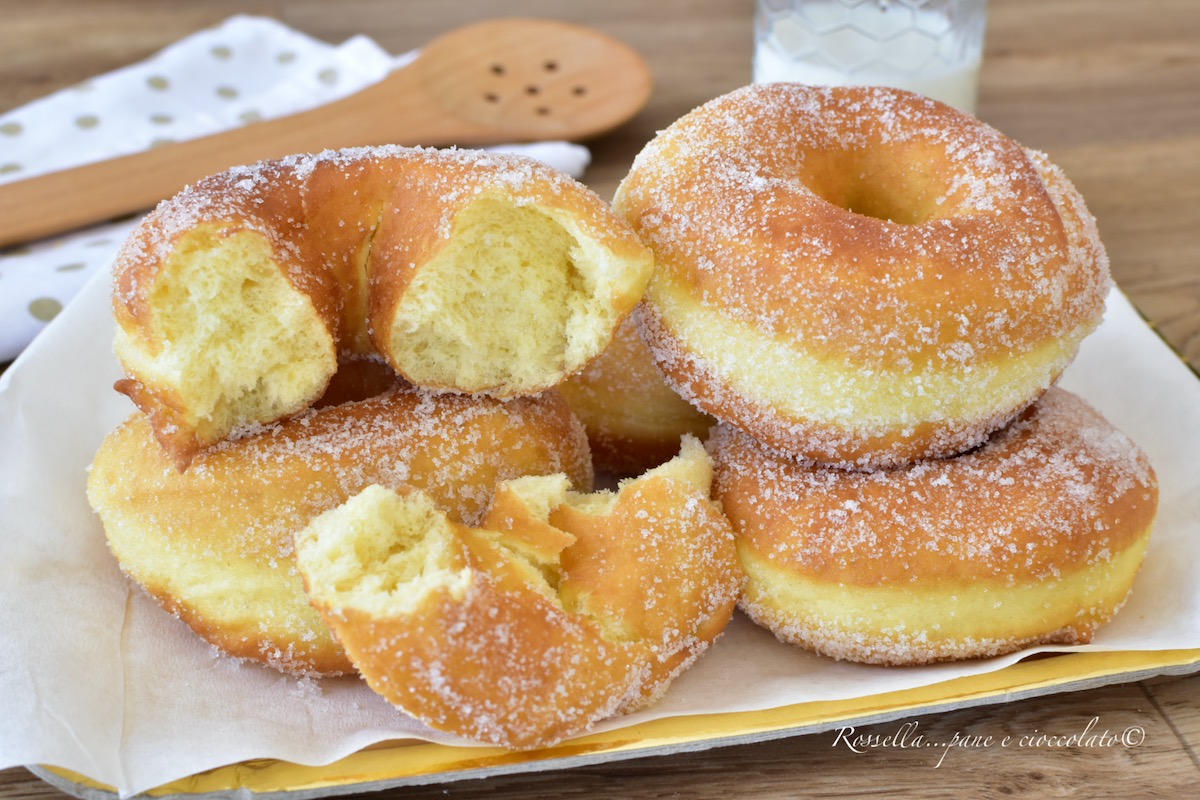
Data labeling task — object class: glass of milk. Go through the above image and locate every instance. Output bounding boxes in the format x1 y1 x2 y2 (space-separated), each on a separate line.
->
753 0 988 113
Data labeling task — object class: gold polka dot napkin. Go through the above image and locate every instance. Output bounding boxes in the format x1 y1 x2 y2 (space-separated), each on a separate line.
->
0 14 591 363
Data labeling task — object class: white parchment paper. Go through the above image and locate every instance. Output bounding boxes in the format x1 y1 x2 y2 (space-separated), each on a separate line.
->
1 272 1198 797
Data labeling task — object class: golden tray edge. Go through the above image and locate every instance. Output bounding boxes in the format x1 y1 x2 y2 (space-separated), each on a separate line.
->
30 647 1200 800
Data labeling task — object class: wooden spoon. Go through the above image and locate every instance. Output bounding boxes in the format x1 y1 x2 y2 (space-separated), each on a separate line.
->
0 18 652 248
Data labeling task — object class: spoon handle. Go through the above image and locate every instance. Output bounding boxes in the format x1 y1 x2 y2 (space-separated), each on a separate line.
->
0 69 487 249
0 18 652 248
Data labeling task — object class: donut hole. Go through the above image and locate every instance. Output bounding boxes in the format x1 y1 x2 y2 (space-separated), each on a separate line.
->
311 356 400 408
802 145 954 226
119 225 336 441
385 196 627 394
557 315 716 476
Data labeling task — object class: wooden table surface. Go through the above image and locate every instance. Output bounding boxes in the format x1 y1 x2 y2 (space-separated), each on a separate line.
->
2 1 1198 798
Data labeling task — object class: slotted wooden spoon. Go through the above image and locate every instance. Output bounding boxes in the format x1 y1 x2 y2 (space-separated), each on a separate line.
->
0 18 652 248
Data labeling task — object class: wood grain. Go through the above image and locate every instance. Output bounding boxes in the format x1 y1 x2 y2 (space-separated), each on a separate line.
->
1 0 1198 797
0 18 653 247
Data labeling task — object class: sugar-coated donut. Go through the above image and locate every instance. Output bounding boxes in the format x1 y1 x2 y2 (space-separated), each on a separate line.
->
616 84 1111 469
113 145 653 468
710 388 1158 666
558 312 715 475
294 436 741 748
86 382 593 676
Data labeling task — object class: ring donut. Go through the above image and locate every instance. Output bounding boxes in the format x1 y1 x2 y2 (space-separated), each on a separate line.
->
709 388 1158 665
616 84 1111 469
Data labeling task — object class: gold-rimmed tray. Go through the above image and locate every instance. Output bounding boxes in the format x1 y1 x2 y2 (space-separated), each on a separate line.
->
28 648 1200 800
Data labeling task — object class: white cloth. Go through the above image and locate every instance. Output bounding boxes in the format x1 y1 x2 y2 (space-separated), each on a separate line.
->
0 15 590 362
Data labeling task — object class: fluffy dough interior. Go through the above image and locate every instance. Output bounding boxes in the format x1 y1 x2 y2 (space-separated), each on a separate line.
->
387 197 621 393
298 486 476 618
293 436 741 748
115 225 336 442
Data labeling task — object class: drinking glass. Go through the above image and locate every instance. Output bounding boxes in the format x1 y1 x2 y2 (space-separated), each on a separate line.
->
753 0 988 113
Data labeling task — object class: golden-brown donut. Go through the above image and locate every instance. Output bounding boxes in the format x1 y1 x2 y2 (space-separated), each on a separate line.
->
113 145 654 468
294 436 741 748
86 382 593 676
709 388 1158 666
616 84 1111 469
558 312 715 475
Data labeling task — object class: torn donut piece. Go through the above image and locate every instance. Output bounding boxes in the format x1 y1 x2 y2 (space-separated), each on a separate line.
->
112 145 654 468
293 436 741 748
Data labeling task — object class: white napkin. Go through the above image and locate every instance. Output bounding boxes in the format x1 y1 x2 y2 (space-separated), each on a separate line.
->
0 15 591 363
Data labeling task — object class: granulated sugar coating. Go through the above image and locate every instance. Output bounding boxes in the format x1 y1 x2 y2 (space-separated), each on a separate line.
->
710 388 1159 666
294 436 741 749
110 144 652 467
113 146 594 291
614 84 1112 469
86 383 594 676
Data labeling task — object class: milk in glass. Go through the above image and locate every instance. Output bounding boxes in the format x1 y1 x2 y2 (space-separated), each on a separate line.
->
753 0 987 113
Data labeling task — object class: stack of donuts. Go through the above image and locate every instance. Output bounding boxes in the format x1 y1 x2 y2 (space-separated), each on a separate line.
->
615 83 1159 666
86 84 1161 752
87 145 743 749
